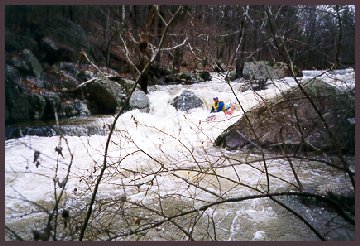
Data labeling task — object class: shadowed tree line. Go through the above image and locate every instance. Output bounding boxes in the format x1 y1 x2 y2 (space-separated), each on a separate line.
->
5 5 355 75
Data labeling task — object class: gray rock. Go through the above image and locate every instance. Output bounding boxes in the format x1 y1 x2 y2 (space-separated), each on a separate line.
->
10 56 30 74
116 77 138 93
176 72 193 83
198 71 211 81
242 61 302 81
11 49 43 78
215 79 355 154
53 124 106 137
82 78 127 114
171 90 204 111
75 101 91 116
21 49 44 78
130 91 150 113
5 79 31 122
62 100 91 117
29 94 46 120
5 65 20 82
243 61 272 80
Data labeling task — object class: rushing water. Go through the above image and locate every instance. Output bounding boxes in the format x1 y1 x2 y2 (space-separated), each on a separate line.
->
5 72 355 241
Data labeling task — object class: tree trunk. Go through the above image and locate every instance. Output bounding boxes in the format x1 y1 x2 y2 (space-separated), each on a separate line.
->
105 9 111 67
335 5 342 68
235 20 246 78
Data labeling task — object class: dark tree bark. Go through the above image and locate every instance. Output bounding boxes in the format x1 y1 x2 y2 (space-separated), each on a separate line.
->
235 19 246 78
335 5 343 68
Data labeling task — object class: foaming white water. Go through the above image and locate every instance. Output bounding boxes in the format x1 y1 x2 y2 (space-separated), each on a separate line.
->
5 71 355 240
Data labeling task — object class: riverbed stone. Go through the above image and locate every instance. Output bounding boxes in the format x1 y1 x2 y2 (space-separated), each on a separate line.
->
242 61 302 80
82 77 128 114
215 79 355 154
61 100 91 117
171 90 204 111
13 49 43 78
129 91 150 113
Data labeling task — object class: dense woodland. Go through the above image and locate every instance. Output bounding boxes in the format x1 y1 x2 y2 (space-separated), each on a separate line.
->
6 5 355 76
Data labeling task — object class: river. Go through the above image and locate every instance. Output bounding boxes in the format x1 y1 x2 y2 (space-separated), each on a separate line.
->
5 71 355 240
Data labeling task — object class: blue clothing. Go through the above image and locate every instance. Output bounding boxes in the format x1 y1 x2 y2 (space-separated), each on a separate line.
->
211 101 225 112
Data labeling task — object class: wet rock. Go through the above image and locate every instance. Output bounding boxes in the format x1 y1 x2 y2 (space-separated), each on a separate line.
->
198 71 212 81
57 62 76 74
171 90 204 111
11 49 43 78
242 61 270 80
53 124 106 137
109 77 138 94
5 122 107 140
176 72 192 83
5 65 21 82
5 79 32 122
215 79 355 154
82 78 128 114
10 56 30 75
129 91 150 113
242 61 302 81
24 126 57 137
214 127 255 150
5 127 25 139
29 94 46 120
62 100 91 117
77 70 95 82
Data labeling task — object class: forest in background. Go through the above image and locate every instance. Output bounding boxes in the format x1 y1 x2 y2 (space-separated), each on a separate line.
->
5 5 355 77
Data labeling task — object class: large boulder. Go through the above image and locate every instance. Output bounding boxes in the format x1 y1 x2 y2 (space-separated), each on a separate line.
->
5 28 38 52
6 66 47 123
108 76 139 94
35 16 89 62
10 49 43 78
5 78 49 123
129 91 150 113
171 90 204 111
242 61 302 80
82 78 128 114
5 79 32 122
61 100 91 117
197 71 212 82
215 79 355 154
176 72 193 83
